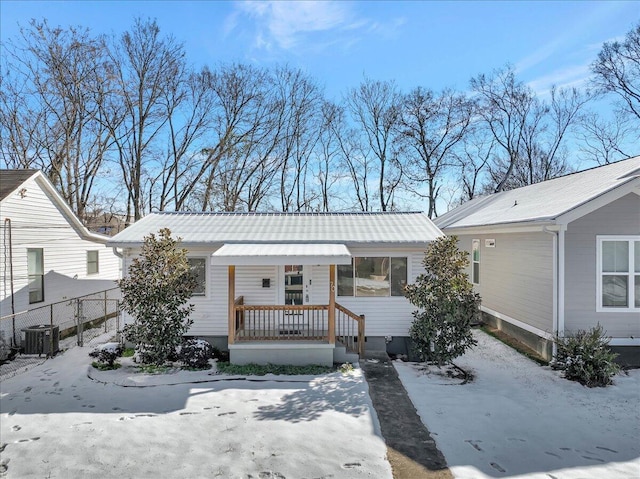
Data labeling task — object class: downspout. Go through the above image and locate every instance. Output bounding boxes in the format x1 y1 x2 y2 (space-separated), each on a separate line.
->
557 225 566 341
543 224 567 356
543 226 559 357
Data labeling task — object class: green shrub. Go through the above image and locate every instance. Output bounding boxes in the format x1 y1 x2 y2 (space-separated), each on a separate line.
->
89 343 123 369
179 339 214 369
552 325 620 387
405 236 481 366
216 362 333 376
119 228 197 366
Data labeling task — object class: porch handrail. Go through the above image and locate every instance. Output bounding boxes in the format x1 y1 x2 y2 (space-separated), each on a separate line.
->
234 304 329 341
231 301 365 358
335 303 365 357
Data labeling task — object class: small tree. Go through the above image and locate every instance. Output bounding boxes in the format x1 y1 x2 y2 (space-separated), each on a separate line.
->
119 228 197 365
405 235 481 365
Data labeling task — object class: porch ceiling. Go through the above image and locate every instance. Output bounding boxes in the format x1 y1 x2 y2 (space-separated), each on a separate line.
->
210 243 352 266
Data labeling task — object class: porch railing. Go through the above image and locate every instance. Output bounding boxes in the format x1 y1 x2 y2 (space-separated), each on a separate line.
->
335 303 365 357
233 298 365 356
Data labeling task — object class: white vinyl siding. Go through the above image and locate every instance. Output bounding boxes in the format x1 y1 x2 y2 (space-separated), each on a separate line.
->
334 247 424 337
565 193 640 338
141 245 428 338
0 176 121 315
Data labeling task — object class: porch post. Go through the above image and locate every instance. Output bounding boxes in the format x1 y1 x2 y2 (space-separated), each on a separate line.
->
228 265 236 345
328 264 336 345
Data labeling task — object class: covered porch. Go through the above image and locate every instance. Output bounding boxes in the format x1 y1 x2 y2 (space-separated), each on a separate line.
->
212 243 365 365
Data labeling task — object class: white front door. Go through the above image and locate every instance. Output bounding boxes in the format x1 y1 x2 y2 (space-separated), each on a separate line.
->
282 265 311 305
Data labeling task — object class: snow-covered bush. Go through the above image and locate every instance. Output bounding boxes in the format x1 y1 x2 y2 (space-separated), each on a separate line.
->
119 229 197 366
89 342 123 369
405 235 481 366
551 325 620 387
178 339 214 369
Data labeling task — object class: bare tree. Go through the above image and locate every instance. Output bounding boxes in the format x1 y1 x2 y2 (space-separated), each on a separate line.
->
346 78 403 211
154 67 217 211
399 87 473 218
578 111 633 165
470 66 537 192
196 63 284 212
315 101 349 211
103 18 185 224
592 22 640 123
471 66 587 191
455 127 495 201
273 66 323 212
0 20 113 220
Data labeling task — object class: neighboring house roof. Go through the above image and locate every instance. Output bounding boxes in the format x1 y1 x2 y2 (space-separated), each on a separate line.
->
108 211 443 247
0 169 39 200
435 156 640 230
0 169 111 244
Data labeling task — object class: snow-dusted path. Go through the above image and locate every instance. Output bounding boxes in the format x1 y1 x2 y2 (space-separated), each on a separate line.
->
395 330 640 479
0 348 392 478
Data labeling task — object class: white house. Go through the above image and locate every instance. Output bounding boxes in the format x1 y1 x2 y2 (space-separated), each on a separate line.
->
435 156 640 365
0 170 122 321
108 212 443 365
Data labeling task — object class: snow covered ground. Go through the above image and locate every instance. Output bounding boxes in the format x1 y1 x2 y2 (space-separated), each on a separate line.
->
0 347 392 478
395 329 640 479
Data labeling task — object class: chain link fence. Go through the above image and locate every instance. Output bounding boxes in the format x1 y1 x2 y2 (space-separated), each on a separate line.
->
0 288 122 379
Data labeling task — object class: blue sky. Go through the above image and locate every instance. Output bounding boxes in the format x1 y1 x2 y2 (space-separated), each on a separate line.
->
1 1 638 100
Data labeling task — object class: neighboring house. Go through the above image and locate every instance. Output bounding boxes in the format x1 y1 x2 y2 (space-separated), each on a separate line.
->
435 157 640 364
108 212 443 365
0 170 122 321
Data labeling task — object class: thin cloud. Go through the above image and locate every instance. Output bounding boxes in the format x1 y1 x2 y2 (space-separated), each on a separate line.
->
228 1 402 53
526 64 591 98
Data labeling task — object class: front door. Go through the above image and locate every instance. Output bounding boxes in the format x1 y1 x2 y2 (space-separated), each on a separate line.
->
283 265 310 305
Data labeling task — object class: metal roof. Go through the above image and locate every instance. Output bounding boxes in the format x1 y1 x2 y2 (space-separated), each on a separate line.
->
211 243 352 265
108 211 442 247
435 156 640 229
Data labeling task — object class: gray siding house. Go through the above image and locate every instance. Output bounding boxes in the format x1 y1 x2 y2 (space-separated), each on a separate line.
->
108 212 442 365
435 157 640 363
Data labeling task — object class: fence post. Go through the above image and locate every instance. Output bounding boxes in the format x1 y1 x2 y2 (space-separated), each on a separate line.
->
104 291 108 333
49 304 54 357
76 299 83 347
116 301 121 343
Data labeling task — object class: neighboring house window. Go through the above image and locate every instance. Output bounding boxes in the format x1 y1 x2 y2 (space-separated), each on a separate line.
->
87 251 99 275
597 237 640 311
472 239 480 285
27 248 44 304
188 258 206 296
337 257 407 297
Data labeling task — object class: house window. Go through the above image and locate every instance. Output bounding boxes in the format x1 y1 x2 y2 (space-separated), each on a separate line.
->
87 251 99 275
472 239 480 285
188 258 206 296
598 237 640 311
338 257 407 297
27 248 44 304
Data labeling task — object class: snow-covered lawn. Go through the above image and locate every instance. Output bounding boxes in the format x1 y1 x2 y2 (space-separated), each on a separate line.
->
0 348 392 478
395 329 640 479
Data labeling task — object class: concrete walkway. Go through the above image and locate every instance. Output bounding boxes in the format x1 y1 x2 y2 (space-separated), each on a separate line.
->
361 351 453 479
